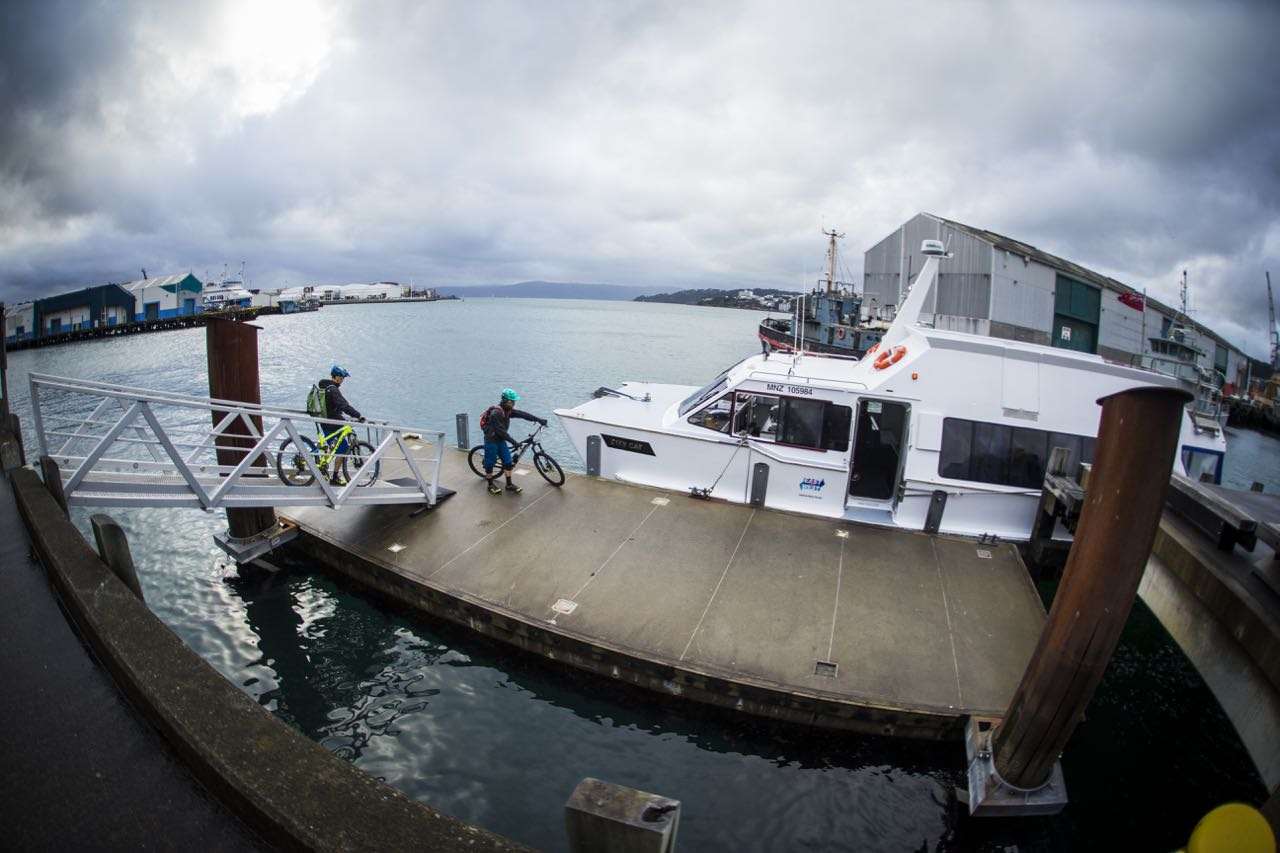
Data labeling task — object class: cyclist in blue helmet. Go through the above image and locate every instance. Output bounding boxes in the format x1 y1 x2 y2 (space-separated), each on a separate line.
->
480 388 547 495
316 364 364 485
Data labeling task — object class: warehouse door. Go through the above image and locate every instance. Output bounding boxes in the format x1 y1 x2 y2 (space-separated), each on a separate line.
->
145 302 159 321
1053 275 1099 354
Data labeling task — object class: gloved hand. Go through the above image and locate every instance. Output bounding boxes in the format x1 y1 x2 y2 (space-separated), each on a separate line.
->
358 416 366 423
538 417 548 426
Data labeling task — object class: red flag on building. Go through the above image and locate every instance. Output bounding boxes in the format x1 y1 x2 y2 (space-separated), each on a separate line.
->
1118 291 1145 311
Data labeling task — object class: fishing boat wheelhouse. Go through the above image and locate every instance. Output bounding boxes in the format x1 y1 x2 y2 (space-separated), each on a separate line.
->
556 241 1227 541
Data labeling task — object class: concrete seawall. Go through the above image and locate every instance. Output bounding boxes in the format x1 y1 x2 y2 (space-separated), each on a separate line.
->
10 466 528 852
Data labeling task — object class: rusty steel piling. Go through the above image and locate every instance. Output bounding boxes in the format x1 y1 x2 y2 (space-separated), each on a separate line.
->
967 386 1192 816
205 319 277 543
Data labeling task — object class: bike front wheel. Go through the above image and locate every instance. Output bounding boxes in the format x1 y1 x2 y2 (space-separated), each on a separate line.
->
343 440 381 487
533 450 565 486
276 435 319 486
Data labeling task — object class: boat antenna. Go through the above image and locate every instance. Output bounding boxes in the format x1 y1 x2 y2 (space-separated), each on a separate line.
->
876 240 947 352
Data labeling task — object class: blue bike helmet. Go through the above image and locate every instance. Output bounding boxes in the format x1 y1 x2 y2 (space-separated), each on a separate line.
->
501 388 520 402
331 364 350 378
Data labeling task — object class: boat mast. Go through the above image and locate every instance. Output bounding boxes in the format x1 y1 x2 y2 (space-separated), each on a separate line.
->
823 228 844 294
1268 271 1278 369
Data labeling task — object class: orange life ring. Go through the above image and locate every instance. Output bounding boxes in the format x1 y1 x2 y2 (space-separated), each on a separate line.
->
873 345 907 370
836 327 846 340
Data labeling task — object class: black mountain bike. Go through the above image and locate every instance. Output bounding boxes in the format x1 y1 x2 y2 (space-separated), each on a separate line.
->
467 424 565 486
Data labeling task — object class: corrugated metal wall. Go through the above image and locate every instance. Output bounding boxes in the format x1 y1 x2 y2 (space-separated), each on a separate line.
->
864 214 1254 371
863 214 991 318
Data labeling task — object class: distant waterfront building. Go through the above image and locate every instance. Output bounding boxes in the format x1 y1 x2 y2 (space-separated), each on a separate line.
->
305 282 409 301
4 301 36 345
864 213 1253 392
119 272 204 321
29 284 136 337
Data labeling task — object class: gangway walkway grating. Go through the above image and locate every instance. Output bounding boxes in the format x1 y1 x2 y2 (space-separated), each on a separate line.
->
28 373 447 510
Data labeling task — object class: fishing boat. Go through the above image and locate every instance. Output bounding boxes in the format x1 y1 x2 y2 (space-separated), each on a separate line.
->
757 229 886 358
1135 272 1228 435
556 240 1227 542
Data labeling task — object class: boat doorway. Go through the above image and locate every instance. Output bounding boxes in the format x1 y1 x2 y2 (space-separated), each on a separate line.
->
848 399 908 501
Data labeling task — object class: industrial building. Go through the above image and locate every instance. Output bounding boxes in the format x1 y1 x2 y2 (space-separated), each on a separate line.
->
120 273 203 321
864 213 1252 392
4 302 36 345
25 285 137 338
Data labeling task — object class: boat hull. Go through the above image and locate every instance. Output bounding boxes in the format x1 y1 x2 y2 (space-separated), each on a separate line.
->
758 318 879 358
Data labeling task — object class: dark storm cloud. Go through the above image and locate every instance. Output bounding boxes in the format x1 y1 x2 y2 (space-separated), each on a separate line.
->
1 0 1278 355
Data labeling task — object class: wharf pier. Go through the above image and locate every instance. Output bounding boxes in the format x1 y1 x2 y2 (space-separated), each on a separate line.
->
284 447 1048 739
4 306 276 353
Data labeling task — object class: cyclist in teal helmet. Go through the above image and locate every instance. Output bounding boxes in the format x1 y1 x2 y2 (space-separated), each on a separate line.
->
480 388 547 495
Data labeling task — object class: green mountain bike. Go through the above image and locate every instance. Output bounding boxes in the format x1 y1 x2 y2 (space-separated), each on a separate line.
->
276 422 381 487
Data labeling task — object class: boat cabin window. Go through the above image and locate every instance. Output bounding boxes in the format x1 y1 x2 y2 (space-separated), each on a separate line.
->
686 394 733 433
1181 446 1223 485
678 369 733 416
733 394 780 441
939 418 1096 488
733 393 852 451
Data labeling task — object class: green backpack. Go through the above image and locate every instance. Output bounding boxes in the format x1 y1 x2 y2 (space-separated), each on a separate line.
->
305 383 326 418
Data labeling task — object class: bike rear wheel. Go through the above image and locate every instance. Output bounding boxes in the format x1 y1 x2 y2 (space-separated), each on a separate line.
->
533 450 565 486
467 445 490 478
276 435 319 486
344 440 380 486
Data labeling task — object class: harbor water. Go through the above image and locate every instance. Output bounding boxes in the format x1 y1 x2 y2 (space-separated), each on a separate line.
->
4 299 1271 851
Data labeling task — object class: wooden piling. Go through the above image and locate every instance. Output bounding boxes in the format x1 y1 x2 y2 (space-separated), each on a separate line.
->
38 455 69 518
90 514 145 601
206 319 277 540
1 301 9 424
992 386 1191 790
565 778 680 853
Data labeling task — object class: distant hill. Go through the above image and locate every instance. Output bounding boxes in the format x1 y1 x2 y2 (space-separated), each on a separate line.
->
636 287 797 307
436 280 660 300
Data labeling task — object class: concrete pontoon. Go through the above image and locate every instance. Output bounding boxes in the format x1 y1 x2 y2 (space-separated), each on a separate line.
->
284 446 1046 739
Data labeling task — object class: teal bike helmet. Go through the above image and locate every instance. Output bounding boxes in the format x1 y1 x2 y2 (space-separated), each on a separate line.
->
331 364 350 378
501 388 520 402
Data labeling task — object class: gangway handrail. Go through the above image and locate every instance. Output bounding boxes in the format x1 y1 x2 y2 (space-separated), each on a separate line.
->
28 372 428 435
28 373 447 511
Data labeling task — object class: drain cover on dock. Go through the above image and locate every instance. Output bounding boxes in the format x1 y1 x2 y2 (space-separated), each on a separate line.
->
814 660 838 678
551 599 578 615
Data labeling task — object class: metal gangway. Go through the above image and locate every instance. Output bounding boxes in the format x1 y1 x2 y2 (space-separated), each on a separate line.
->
29 373 447 510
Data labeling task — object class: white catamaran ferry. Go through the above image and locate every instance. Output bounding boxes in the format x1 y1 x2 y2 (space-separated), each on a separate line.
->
555 240 1226 541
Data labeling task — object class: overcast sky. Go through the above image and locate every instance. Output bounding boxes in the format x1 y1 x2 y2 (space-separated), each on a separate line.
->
2 0 1278 355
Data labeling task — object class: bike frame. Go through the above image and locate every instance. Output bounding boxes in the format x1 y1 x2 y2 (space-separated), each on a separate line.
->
315 423 359 467
508 425 546 465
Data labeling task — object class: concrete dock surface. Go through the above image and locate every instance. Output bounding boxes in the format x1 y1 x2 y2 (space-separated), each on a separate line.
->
0 471 264 850
285 446 1047 736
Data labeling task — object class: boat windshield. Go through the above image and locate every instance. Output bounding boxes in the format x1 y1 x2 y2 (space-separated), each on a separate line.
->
678 369 733 416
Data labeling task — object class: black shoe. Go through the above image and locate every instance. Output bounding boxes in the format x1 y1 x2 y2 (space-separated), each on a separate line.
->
506 482 522 494
488 482 503 495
